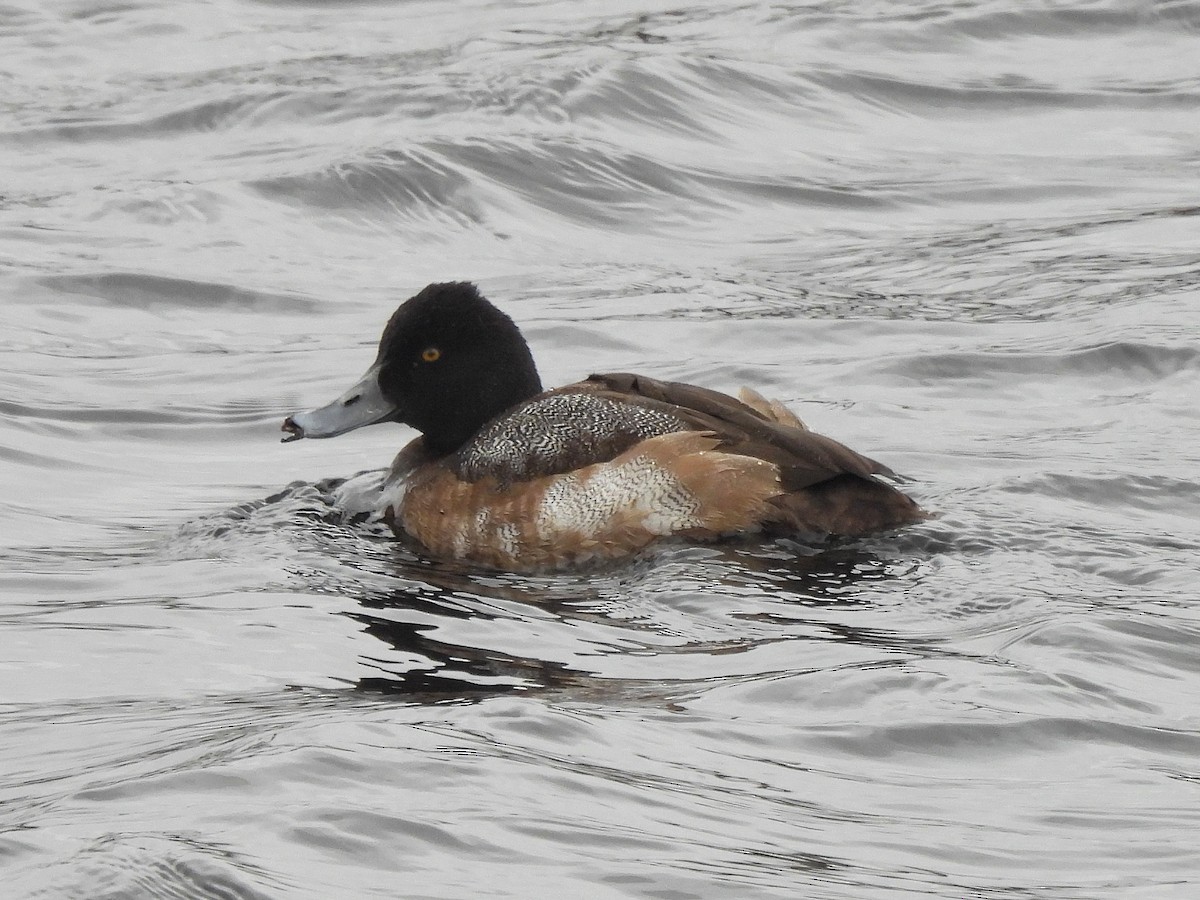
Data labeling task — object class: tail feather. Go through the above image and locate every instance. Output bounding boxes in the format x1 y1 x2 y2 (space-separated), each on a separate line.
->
768 474 926 536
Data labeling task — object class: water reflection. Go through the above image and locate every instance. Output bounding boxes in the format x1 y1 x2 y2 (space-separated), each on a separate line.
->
190 478 933 698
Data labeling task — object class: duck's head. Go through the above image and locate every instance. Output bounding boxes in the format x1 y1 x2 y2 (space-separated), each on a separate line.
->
282 282 543 454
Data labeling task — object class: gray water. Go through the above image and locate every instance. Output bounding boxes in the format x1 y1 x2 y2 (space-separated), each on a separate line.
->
3 1 1200 898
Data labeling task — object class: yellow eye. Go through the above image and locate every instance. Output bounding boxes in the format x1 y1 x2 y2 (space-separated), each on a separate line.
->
421 347 441 363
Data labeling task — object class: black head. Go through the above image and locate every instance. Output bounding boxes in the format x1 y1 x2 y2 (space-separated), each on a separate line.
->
374 282 543 452
282 282 542 450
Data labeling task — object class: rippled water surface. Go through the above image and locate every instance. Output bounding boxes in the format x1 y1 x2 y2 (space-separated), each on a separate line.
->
4 1 1200 897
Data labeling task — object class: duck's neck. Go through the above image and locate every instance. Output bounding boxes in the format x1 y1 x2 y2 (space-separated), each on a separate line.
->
420 365 543 456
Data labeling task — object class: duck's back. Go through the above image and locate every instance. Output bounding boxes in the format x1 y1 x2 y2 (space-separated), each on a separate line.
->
451 389 689 484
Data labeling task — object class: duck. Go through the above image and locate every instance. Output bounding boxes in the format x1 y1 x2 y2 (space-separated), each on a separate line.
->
282 282 925 571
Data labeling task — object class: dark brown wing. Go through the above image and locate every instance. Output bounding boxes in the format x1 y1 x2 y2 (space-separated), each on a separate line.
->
582 373 925 536
583 372 897 490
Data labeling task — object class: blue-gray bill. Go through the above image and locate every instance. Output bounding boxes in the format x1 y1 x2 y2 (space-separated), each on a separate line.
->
282 363 396 442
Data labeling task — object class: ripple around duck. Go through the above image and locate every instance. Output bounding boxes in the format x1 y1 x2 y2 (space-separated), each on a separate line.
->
829 70 1199 128
810 69 1123 114
253 134 901 236
3 93 282 145
4 833 279 900
39 271 317 313
999 473 1200 517
928 1 1200 41
882 341 1200 384
558 57 728 139
810 714 1200 762
248 147 486 224
0 689 365 896
434 137 710 226
152 477 942 698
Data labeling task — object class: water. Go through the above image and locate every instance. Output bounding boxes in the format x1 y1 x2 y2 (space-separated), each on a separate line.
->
3 0 1199 897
